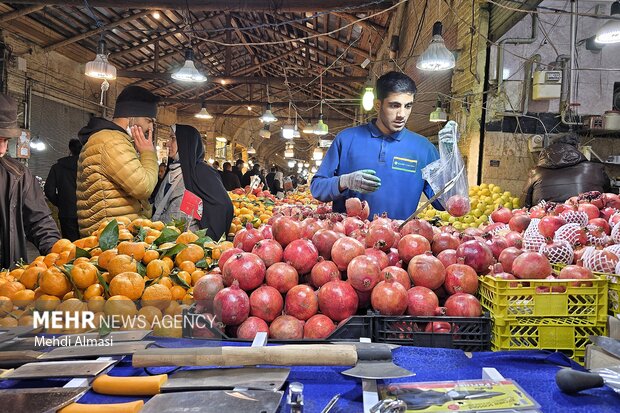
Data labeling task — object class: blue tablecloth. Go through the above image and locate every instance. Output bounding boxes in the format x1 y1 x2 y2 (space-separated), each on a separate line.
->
2 337 620 412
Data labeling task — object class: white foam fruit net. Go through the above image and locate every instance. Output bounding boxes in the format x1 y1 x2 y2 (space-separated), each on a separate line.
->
582 247 618 273
612 223 620 244
560 211 589 227
523 218 546 252
609 212 620 229
539 240 574 265
587 225 611 247
604 244 620 258
554 223 585 247
487 223 510 237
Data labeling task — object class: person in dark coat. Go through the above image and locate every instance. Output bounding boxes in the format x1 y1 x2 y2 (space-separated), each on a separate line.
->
44 138 82 241
0 94 60 268
232 159 244 185
175 124 233 241
266 167 276 194
242 163 267 188
521 133 612 207
221 161 241 191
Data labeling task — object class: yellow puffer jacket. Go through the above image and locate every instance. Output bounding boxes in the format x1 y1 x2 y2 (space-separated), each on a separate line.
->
77 129 158 236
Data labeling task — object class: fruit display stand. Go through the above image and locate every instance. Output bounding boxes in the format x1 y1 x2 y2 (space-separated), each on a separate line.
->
608 274 620 316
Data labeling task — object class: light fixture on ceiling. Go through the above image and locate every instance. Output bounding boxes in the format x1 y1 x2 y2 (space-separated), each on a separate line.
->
29 136 46 151
284 143 294 158
194 101 213 119
216 136 228 143
315 159 322 166
247 141 256 154
171 48 207 83
304 162 310 168
287 160 295 168
313 114 329 136
416 22 455 71
281 122 295 139
259 105 277 123
85 39 117 80
313 145 323 160
362 86 375 111
152 11 161 19
596 1 620 44
259 124 271 139
429 98 447 123
311 166 317 173
302 121 315 134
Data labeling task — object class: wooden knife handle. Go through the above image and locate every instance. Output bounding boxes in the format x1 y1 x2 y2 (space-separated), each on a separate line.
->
58 400 144 413
132 344 358 368
92 374 167 396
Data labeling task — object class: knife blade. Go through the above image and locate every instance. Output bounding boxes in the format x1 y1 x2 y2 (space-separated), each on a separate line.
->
590 336 620 359
0 387 89 413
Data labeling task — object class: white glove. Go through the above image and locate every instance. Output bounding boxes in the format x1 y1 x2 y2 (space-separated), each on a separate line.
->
339 169 381 193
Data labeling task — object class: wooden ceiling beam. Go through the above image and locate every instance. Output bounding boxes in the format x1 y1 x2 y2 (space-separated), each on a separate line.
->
331 12 386 35
0 4 45 23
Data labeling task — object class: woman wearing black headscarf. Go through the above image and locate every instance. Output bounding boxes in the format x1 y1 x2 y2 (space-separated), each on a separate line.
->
170 124 233 240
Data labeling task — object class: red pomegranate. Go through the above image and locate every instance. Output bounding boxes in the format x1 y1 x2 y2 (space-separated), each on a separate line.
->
344 217 365 236
265 262 299 294
222 253 266 291
444 293 482 317
491 206 513 224
407 252 446 290
218 247 244 270
317 280 358 322
365 225 396 252
283 239 319 275
233 223 264 252
371 276 408 315
485 236 508 260
489 263 518 287
456 240 494 274
345 197 370 220
251 239 283 268
600 207 618 222
312 229 342 260
365 247 389 270
425 322 452 333
554 204 577 215
347 255 381 292
236 316 269 339
558 265 594 287
504 231 523 249
259 225 273 240
309 259 341 288
303 314 337 339
193 273 224 311
498 247 523 274
249 285 283 322
273 217 302 247
398 234 431 263
406 286 441 316
511 252 552 279
331 237 365 271
538 216 566 239
380 266 411 289
578 203 600 220
431 232 460 255
509 214 531 233
589 218 611 235
446 195 471 217
400 219 434 242
444 259 479 295
213 281 250 326
285 285 319 320
301 218 325 239
387 248 401 267
269 315 304 339
437 249 458 268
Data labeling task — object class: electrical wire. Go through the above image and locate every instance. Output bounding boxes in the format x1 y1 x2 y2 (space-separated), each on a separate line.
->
485 0 620 20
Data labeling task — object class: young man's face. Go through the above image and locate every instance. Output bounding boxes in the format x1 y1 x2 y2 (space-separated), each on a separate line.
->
376 92 414 134
0 138 9 157
168 136 178 158
130 117 155 139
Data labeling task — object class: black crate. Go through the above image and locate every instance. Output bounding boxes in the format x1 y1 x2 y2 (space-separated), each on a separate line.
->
373 315 492 352
181 307 374 343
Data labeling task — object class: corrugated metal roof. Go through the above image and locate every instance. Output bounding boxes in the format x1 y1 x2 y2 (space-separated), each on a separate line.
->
488 0 542 41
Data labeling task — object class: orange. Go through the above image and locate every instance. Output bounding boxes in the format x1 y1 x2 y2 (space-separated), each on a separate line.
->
176 271 192 287
28 261 47 270
70 262 98 289
159 242 176 250
51 238 73 254
34 294 60 312
73 257 90 265
57 248 76 265
145 235 157 244
164 300 181 317
109 272 145 300
116 216 131 227
158 276 173 289
62 291 76 300
101 272 113 284
39 269 72 297
104 295 137 318
89 248 102 257
83 284 104 300
127 218 146 233
0 296 12 314
57 298 87 313
141 284 172 311
74 235 97 249
19 267 43 290
175 244 205 265
18 315 34 327
43 253 60 268
9 268 24 280
117 241 147 261
176 231 199 245
0 317 18 327
146 228 161 237
0 281 25 300
118 230 134 241
12 289 35 308
178 261 196 274
138 305 163 326
97 249 118 270
142 249 159 264
146 259 170 279
182 292 194 306
211 247 222 260
162 257 174 271
108 255 137 278
151 221 165 231
191 270 206 286
170 285 186 301
87 296 105 313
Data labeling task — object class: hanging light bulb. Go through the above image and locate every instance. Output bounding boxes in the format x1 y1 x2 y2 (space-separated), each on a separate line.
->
416 22 455 71
313 146 323 160
311 166 317 173
292 125 301 138
596 1 620 43
208 158 214 164
85 39 117 80
303 162 310 168
362 87 375 111
284 143 295 158
259 104 277 123
313 114 329 136
171 48 207 82
247 142 256 154
194 101 213 119
315 159 322 166
287 160 295 168
281 122 295 139
302 121 315 134
259 124 271 139
29 136 46 151
429 98 448 123
216 136 228 143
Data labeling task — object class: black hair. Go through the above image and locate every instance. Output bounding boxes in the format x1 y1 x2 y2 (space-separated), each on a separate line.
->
223 161 232 170
235 159 244 166
159 162 167 168
376 71 416 100
68 138 82 156
213 160 220 167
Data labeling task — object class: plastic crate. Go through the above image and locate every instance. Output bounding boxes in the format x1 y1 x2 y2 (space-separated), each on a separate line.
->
491 317 606 364
373 315 491 352
181 307 374 343
479 274 608 324
609 274 620 316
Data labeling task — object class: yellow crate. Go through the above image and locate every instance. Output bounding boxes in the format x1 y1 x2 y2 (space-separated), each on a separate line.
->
610 277 620 316
491 317 606 365
479 274 608 324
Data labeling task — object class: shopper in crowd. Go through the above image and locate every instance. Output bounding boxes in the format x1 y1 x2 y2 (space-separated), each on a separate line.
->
273 170 285 199
310 71 443 219
77 86 159 236
232 159 244 184
521 133 611 207
266 167 277 194
153 124 232 240
291 174 298 189
221 161 241 191
158 162 167 180
242 163 265 187
44 138 82 241
150 161 168 206
0 94 60 268
213 160 220 170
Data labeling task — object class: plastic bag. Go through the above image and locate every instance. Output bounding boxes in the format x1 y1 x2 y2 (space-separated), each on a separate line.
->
421 121 469 214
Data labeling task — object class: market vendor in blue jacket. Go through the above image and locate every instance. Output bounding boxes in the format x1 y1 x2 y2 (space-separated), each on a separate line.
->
310 71 443 220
